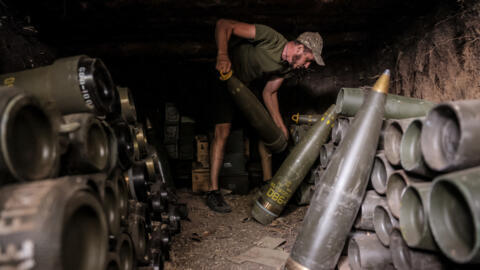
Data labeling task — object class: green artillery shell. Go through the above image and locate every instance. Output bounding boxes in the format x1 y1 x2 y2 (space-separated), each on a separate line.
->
336 87 435 119
400 182 437 251
429 166 480 263
251 105 337 225
223 75 287 153
0 55 117 116
421 99 480 172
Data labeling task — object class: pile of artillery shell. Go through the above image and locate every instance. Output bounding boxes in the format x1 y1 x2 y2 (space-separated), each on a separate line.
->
286 69 390 270
0 56 184 270
281 74 480 269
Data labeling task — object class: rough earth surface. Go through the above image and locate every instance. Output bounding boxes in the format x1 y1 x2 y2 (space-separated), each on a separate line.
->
389 1 480 101
165 188 308 270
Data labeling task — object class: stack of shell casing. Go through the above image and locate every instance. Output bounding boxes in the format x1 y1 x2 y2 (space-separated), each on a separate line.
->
308 86 446 270
286 71 391 270
288 84 480 269
0 55 185 270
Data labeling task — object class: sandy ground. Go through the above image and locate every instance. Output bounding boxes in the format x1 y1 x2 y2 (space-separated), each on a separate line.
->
164 188 308 270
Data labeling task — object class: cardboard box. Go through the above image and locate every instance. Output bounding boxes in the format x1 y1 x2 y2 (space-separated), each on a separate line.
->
192 168 210 193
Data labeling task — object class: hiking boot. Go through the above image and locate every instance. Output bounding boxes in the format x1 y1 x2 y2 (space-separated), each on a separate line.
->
206 190 232 213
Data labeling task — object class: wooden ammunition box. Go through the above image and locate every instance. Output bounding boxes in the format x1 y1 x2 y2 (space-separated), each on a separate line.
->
192 168 210 193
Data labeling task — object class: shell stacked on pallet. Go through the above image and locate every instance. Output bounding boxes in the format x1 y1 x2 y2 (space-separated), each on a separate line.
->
0 56 185 270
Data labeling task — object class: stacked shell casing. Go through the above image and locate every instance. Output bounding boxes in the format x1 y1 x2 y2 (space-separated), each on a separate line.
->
0 55 184 270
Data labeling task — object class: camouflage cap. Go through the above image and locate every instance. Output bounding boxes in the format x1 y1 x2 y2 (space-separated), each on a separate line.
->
297 32 325 66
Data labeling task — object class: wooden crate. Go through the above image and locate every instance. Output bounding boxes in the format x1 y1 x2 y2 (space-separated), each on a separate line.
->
192 168 210 193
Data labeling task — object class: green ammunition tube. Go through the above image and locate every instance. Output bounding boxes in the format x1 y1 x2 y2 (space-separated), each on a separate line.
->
391 229 445 270
373 204 399 247
421 100 480 172
429 167 480 263
220 72 287 153
0 55 118 116
400 119 434 177
100 120 119 174
370 152 395 195
384 118 418 166
386 171 424 218
62 113 109 173
400 182 437 251
354 190 387 231
348 233 394 270
0 178 108 270
0 87 59 183
252 105 337 225
113 121 135 169
336 87 435 119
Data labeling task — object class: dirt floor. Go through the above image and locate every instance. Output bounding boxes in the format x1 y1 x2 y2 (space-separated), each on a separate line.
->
164 188 308 270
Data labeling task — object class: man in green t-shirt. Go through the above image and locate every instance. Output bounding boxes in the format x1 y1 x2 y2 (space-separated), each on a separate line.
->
207 19 325 213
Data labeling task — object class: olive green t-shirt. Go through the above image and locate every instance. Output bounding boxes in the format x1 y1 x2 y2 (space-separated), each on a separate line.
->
230 24 291 84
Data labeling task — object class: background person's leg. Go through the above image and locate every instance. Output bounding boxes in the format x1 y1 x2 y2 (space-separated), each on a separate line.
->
210 123 231 191
258 140 272 182
206 123 233 213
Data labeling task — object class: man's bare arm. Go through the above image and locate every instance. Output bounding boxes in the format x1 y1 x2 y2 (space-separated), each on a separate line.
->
262 77 289 139
215 19 256 73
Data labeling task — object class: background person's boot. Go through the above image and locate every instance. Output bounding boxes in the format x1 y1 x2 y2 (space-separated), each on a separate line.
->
206 190 232 213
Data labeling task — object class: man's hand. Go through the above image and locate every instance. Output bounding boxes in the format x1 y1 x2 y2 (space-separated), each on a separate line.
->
216 53 232 74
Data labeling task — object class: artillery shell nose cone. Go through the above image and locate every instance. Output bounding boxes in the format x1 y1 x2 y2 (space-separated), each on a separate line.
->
372 69 391 94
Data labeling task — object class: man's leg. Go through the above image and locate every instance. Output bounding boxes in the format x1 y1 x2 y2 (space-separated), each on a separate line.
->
210 123 231 190
258 140 272 182
206 123 232 213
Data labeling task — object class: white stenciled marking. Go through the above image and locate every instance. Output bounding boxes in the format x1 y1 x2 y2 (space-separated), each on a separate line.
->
0 240 35 269
78 66 95 109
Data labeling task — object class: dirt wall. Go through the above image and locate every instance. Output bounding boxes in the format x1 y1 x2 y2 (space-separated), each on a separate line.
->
390 1 480 102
